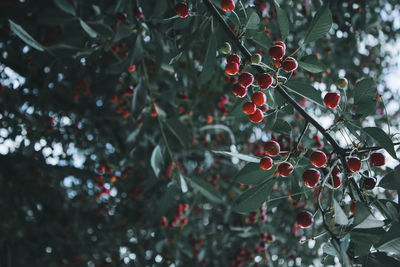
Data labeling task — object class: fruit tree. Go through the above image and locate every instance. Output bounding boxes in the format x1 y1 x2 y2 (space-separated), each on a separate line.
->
1 0 400 266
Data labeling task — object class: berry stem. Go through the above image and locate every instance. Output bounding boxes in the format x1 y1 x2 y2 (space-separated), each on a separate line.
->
287 122 309 160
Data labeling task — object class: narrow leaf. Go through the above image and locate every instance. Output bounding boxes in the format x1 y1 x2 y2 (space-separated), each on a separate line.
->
245 10 261 30
354 215 384 229
234 163 276 185
353 78 377 115
298 55 327 73
9 20 46 52
363 127 397 159
333 199 349 225
212 151 260 163
150 145 164 177
379 165 400 190
199 35 217 85
303 4 332 44
233 178 275 213
79 19 98 38
283 81 324 106
275 5 289 40
183 175 223 203
53 0 76 16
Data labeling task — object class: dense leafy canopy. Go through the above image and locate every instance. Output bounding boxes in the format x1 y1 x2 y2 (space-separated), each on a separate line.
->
0 0 400 266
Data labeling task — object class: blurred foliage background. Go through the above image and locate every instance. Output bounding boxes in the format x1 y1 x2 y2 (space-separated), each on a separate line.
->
0 0 399 266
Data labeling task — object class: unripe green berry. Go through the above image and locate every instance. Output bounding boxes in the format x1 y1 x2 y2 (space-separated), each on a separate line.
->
251 53 262 64
220 42 232 54
336 78 348 89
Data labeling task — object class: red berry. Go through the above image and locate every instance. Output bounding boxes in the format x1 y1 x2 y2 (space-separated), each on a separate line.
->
323 92 340 109
205 116 213 123
227 54 241 65
350 202 356 215
310 150 327 168
260 157 273 171
266 234 275 243
128 65 136 72
232 83 247 98
221 0 235 12
363 177 377 190
257 73 274 89
370 152 385 167
268 45 285 61
249 108 263 123
296 211 313 228
161 216 168 228
328 175 342 189
281 57 298 72
277 162 294 177
238 72 254 87
251 91 266 106
264 140 280 156
302 168 321 188
347 157 361 172
242 102 256 115
175 3 190 18
274 41 286 52
134 7 143 18
225 62 239 75
116 12 127 22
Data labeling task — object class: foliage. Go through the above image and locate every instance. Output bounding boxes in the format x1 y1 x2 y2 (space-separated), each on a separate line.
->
0 0 399 266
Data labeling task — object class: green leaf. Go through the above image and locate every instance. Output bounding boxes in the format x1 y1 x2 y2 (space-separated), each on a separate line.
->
333 199 349 225
106 58 129 74
9 20 46 52
353 78 377 116
272 119 292 135
233 178 275 213
354 215 384 229
199 35 217 85
303 4 332 44
212 151 260 163
361 252 400 267
166 118 191 148
377 222 400 254
53 0 76 16
79 19 98 38
362 127 397 159
245 10 260 30
234 163 276 185
283 81 324 106
275 5 289 40
183 175 223 203
353 202 370 226
150 145 164 177
379 165 400 190
298 55 327 73
248 31 272 49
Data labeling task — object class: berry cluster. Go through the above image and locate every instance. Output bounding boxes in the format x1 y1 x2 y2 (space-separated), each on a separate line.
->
268 41 298 72
160 203 189 229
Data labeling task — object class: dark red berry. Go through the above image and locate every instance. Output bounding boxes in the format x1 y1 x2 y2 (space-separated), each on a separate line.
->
277 162 294 177
257 73 274 89
242 102 256 115
363 177 377 190
269 45 285 61
251 91 266 106
264 140 280 156
249 108 263 123
310 150 327 168
260 157 273 170
281 57 298 72
232 83 247 98
221 0 235 12
370 152 385 167
227 54 241 65
347 157 361 172
238 72 254 87
302 168 321 188
225 62 239 75
175 3 190 18
296 211 313 228
324 92 340 109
